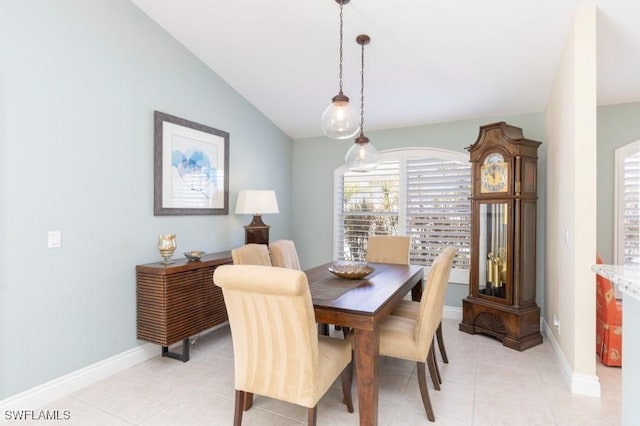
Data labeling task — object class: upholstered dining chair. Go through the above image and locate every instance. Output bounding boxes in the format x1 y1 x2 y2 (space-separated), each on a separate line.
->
366 235 449 381
269 239 332 335
366 235 411 264
377 246 455 422
213 265 354 426
231 243 271 266
393 297 449 367
595 253 623 366
269 239 301 270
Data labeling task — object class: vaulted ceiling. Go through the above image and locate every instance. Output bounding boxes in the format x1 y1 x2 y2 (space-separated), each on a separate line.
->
131 0 640 139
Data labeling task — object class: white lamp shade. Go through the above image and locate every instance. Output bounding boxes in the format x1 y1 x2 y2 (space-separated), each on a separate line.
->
235 190 279 215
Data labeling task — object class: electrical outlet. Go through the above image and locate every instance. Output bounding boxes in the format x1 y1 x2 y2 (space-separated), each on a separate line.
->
553 314 560 335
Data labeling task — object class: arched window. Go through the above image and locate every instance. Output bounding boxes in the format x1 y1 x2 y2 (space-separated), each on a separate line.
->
615 140 640 265
334 148 471 283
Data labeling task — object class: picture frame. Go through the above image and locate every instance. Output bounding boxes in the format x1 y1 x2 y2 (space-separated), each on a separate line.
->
154 111 229 215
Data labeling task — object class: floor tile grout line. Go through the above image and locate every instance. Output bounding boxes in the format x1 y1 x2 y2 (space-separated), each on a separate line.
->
46 318 620 426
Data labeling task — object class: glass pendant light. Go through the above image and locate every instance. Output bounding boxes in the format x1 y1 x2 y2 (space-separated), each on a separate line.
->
345 34 378 172
321 0 360 139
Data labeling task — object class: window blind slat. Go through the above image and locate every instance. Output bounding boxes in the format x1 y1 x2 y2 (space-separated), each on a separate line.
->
615 147 640 266
623 151 640 264
405 157 471 267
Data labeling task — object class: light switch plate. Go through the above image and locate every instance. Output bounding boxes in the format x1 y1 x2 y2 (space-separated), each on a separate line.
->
48 231 61 248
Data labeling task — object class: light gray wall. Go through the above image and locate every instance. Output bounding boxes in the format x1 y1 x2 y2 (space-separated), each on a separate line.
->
596 102 640 263
292 113 546 308
0 0 292 398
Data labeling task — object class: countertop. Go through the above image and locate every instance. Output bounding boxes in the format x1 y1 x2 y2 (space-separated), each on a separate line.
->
592 263 640 301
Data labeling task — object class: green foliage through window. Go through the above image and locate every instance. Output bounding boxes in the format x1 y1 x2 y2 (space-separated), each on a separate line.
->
335 149 471 282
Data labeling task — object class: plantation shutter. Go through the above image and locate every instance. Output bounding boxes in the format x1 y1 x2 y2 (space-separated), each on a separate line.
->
622 150 640 264
334 148 472 283
336 161 400 261
405 158 471 270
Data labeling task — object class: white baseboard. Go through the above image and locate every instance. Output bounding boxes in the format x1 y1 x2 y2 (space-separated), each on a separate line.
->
443 305 463 321
570 373 602 397
7 312 600 417
541 318 601 398
0 322 231 416
0 343 158 415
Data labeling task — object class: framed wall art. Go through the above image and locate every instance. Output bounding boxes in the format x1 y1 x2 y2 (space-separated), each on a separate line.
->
154 111 229 215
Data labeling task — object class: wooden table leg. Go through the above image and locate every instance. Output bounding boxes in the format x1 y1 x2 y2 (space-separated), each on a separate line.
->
354 328 379 426
411 277 424 302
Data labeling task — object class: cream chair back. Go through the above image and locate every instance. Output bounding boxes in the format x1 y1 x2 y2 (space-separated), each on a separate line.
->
269 239 301 270
376 246 455 422
231 243 271 266
214 265 318 405
414 247 456 357
366 235 410 265
213 265 354 422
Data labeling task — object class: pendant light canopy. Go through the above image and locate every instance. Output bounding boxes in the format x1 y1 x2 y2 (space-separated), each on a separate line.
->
345 34 378 172
321 0 360 140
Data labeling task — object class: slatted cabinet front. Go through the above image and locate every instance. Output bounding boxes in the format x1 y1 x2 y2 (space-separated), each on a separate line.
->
136 251 232 347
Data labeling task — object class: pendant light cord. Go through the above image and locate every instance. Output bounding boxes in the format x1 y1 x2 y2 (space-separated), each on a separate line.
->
338 1 344 94
359 36 365 137
354 34 370 143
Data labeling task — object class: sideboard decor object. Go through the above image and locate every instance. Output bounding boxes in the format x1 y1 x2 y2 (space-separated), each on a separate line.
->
136 251 232 361
184 250 205 261
157 234 177 264
235 189 279 245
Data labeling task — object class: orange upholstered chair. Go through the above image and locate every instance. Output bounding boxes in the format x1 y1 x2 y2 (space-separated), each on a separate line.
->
595 254 622 366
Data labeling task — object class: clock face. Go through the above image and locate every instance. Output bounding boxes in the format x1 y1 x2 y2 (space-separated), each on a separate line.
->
480 153 508 193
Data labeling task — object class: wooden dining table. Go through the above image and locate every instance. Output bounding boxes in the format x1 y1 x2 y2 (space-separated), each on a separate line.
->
305 261 424 426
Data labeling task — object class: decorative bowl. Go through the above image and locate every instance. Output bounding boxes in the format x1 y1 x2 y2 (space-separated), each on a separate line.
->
184 250 205 261
328 262 374 280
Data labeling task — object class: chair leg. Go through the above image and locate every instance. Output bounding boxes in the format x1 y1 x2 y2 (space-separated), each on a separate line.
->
340 362 354 413
234 390 245 426
307 406 318 426
436 322 449 363
416 362 436 422
318 323 330 336
243 392 254 410
427 344 441 391
342 327 352 340
430 343 442 386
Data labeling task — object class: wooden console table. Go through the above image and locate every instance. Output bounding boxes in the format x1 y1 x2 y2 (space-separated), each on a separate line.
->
136 251 232 361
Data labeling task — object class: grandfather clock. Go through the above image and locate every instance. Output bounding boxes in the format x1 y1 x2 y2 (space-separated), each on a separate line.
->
459 122 543 351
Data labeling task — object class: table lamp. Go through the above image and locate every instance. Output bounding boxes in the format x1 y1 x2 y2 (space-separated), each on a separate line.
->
235 190 279 244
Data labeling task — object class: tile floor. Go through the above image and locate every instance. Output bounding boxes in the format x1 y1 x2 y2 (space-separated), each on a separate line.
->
15 319 621 425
